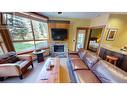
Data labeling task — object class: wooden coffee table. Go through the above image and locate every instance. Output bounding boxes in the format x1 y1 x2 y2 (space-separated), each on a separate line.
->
36 58 70 83
36 58 60 83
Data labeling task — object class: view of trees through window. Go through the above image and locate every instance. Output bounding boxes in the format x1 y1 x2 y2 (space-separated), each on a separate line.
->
8 15 33 41
6 13 48 52
32 20 48 40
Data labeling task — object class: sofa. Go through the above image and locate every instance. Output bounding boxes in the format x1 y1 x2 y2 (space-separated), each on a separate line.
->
0 52 33 80
69 48 127 83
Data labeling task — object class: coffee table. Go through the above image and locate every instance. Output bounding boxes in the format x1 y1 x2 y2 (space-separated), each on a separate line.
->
36 58 60 83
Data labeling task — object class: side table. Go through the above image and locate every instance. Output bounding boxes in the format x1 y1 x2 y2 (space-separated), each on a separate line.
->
33 50 45 63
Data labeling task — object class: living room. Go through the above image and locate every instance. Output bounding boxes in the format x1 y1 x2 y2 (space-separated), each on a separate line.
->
1 0 127 95
1 12 127 83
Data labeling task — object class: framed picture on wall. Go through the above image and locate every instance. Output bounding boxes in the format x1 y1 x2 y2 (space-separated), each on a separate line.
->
106 28 118 41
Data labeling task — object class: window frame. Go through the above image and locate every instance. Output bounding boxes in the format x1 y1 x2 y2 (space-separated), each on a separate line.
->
4 12 49 53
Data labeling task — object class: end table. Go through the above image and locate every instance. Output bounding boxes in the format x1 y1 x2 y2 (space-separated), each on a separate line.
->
33 50 46 63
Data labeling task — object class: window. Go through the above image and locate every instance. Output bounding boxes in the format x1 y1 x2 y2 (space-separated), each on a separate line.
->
32 20 48 49
5 13 48 52
34 41 48 50
8 15 33 41
13 41 34 52
32 20 48 40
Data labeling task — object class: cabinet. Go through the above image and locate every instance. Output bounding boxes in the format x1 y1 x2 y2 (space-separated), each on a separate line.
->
99 47 127 72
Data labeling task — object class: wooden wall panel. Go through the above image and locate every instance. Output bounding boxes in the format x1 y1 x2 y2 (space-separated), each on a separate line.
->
48 20 70 44
48 23 70 29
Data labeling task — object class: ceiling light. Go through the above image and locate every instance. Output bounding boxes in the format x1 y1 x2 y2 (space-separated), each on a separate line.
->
58 12 62 14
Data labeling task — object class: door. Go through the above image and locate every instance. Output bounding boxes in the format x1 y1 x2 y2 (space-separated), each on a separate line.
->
76 29 86 51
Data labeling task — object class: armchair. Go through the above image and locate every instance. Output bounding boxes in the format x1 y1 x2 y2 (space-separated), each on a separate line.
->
0 52 33 80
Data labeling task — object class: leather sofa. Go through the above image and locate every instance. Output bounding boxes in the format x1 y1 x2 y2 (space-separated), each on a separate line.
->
69 48 127 83
0 52 33 80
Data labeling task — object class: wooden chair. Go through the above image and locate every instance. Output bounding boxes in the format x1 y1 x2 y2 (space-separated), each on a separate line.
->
106 55 119 65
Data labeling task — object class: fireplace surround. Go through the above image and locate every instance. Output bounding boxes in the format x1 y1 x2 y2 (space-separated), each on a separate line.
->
50 43 68 57
54 45 64 52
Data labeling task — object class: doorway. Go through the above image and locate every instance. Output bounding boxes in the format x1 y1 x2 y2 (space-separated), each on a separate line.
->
75 28 88 51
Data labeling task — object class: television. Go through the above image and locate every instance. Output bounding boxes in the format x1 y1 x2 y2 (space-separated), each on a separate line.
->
51 28 68 40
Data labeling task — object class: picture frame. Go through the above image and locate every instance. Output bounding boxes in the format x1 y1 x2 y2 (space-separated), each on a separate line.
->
106 28 118 41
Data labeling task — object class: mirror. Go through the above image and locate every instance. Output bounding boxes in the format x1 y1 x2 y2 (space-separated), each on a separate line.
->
88 28 103 52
